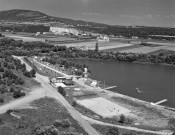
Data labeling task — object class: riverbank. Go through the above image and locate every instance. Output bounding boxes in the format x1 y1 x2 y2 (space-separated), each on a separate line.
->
29 56 175 133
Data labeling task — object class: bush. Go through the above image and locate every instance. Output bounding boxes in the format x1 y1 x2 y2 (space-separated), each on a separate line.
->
53 119 71 128
23 71 32 78
15 122 28 129
30 68 36 77
33 125 60 135
0 118 3 125
10 87 15 92
0 98 4 103
6 109 13 115
0 67 4 72
0 86 8 94
119 114 126 124
72 101 77 107
58 86 66 97
13 90 26 99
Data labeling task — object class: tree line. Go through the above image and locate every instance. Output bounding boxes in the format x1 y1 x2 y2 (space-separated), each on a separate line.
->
1 38 175 66
42 57 91 76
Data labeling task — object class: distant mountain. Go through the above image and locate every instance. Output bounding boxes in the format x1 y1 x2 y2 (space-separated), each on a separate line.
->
0 9 109 28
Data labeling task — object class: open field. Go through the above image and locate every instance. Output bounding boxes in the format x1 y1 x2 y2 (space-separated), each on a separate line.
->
147 42 175 46
148 49 175 55
77 97 131 118
4 34 45 42
120 45 175 54
3 32 76 42
103 44 142 52
120 46 166 54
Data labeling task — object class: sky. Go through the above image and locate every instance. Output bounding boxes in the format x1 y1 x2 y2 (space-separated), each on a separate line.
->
0 0 175 27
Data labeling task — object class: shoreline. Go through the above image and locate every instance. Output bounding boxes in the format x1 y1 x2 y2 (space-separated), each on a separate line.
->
34 57 175 112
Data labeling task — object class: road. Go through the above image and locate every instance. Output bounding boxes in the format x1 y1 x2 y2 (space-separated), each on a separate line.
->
33 59 174 135
82 115 173 135
0 56 100 135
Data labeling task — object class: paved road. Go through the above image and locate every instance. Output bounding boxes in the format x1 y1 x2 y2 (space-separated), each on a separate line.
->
33 59 174 135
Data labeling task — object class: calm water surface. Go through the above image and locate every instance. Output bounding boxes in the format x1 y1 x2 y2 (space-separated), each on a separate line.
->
72 59 175 108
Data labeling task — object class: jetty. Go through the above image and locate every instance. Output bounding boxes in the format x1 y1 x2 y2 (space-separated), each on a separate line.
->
151 99 167 105
105 86 117 90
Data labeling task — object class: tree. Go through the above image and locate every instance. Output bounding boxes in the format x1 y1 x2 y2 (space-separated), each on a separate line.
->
30 68 36 77
58 86 66 97
95 41 99 52
53 119 71 128
119 114 126 124
13 90 25 99
72 100 77 107
33 125 60 135
0 98 4 103
10 87 15 92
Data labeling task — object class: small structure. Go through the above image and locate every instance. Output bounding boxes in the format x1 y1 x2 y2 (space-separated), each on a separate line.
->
63 80 75 86
36 32 40 36
97 35 109 42
131 36 139 39
56 77 67 83
53 82 67 88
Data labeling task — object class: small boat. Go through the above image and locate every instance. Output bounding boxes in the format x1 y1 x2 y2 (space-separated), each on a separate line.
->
136 88 143 93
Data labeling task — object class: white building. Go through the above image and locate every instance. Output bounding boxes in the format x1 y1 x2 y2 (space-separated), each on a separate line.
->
97 35 110 42
50 26 80 36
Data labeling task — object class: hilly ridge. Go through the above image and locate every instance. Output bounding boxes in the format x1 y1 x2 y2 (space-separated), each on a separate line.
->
0 9 109 28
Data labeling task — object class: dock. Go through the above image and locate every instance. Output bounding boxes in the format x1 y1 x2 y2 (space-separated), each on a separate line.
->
104 86 117 90
151 99 167 105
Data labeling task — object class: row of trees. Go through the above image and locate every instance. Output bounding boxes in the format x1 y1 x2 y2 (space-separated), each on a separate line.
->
0 24 50 33
1 38 175 66
45 49 175 65
42 57 91 76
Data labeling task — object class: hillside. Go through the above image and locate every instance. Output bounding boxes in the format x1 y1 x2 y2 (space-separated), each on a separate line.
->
0 9 108 28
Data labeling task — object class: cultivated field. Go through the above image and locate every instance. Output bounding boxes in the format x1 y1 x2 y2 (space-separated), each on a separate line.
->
3 32 175 54
63 41 135 51
120 46 166 54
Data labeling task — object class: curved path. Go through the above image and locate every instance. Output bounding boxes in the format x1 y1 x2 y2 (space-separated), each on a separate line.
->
82 115 173 135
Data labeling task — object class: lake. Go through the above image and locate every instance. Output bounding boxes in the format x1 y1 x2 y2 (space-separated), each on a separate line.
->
72 59 175 108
